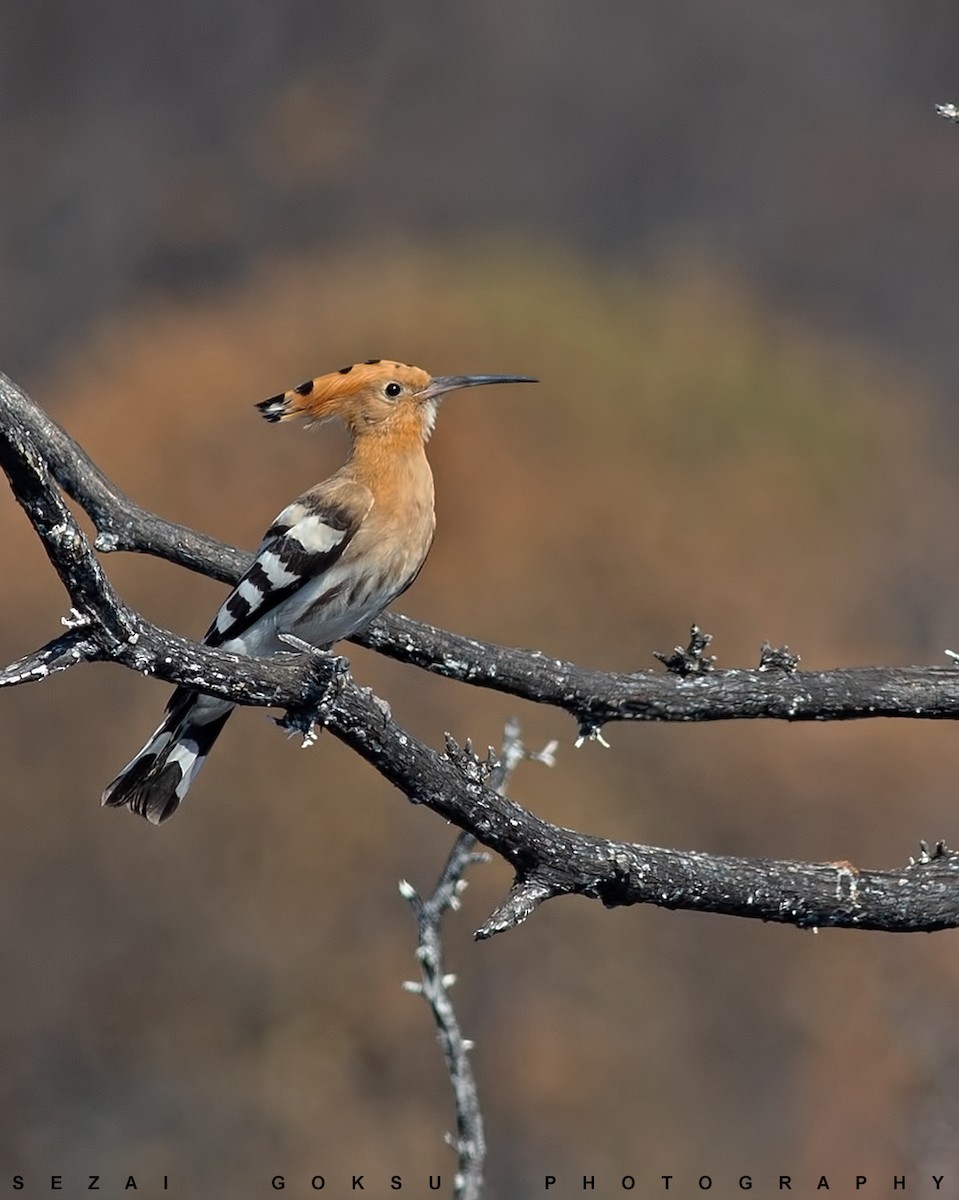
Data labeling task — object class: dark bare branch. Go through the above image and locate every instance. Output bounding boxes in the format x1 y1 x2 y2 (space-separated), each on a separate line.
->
328 678 959 937
6 370 959 731
0 626 102 688
3 368 959 938
356 616 959 729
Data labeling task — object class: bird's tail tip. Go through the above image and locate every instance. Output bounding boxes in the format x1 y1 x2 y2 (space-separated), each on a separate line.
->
102 701 231 826
101 750 184 825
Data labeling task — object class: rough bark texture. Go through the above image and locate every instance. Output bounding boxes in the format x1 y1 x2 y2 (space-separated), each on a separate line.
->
3 368 959 938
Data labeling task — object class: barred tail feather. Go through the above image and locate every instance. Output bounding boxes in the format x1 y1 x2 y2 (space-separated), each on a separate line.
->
102 690 234 825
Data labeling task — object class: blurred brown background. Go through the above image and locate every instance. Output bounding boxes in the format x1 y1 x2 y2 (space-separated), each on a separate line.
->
3 2 959 1195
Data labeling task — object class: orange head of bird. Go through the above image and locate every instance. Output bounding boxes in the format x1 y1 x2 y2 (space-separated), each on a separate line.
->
256 359 537 438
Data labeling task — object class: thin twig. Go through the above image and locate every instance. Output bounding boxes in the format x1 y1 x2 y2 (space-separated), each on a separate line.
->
401 835 486 1200
400 720 556 1199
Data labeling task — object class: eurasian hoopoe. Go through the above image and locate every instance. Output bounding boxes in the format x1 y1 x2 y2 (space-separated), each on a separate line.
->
101 360 536 824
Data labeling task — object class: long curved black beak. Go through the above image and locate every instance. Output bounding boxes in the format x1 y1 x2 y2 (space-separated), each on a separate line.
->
420 374 538 401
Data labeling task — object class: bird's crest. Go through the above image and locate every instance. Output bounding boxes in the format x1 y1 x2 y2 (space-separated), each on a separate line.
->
256 360 432 424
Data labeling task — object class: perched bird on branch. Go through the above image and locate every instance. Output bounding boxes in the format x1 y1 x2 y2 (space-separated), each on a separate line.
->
102 359 536 824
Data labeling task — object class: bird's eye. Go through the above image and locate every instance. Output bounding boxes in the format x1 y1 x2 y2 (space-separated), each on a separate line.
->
384 382 402 398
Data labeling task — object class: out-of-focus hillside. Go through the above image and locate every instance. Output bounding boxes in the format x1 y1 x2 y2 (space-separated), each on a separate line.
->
3 244 959 1191
3 2 959 415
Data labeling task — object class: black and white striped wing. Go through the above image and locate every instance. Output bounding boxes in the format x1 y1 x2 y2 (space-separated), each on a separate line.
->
203 490 371 650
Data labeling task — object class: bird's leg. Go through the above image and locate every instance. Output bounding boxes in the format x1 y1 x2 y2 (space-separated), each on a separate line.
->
275 634 350 745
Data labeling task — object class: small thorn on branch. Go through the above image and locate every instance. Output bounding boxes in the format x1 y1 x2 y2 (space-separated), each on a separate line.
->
758 641 800 673
910 839 957 866
654 624 716 676
475 878 555 940
60 607 91 630
443 733 493 785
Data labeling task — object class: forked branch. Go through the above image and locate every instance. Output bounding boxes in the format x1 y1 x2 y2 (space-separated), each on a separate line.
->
3 370 959 937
